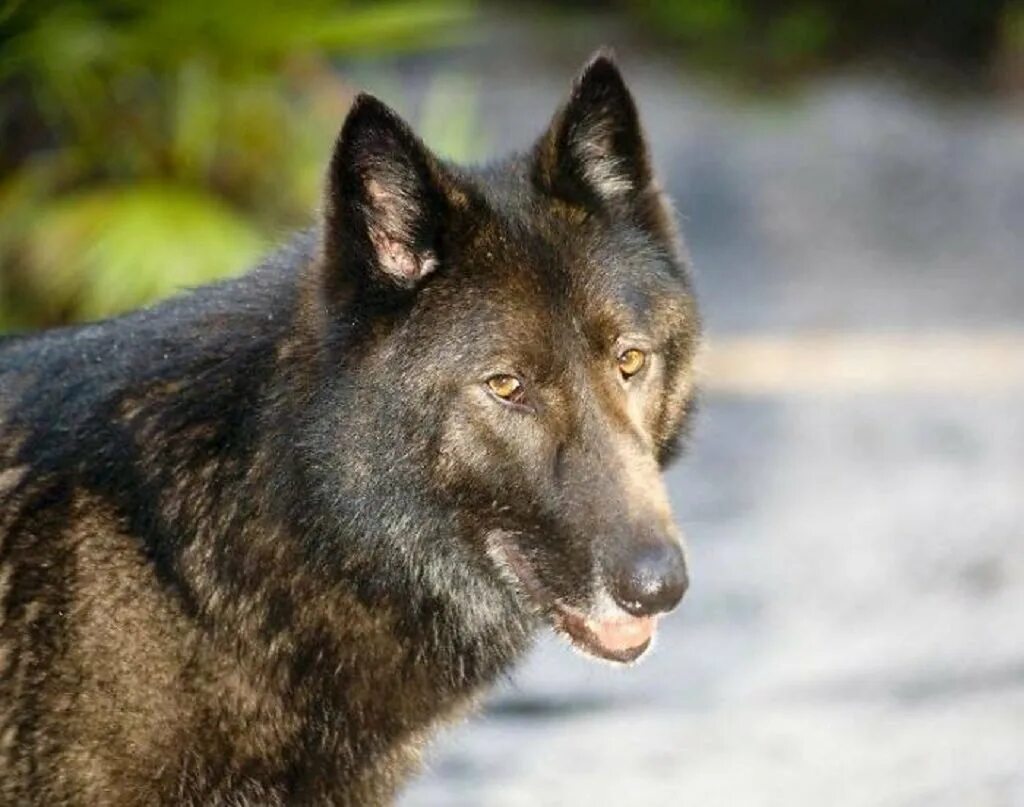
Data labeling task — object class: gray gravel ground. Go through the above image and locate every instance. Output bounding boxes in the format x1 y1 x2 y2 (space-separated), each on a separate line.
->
395 17 1024 806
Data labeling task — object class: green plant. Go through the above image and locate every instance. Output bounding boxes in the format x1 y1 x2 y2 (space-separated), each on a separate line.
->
622 0 1015 78
0 0 474 328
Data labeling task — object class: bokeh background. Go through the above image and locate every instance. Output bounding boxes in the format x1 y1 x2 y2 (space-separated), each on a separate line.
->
3 2 1024 805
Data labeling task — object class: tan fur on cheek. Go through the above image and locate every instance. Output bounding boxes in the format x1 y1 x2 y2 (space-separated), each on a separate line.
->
0 466 27 500
662 349 698 443
0 465 28 535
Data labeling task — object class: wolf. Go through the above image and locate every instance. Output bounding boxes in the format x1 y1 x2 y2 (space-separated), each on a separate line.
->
0 52 701 804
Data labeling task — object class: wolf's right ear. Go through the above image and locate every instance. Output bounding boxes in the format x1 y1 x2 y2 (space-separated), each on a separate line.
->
322 94 449 294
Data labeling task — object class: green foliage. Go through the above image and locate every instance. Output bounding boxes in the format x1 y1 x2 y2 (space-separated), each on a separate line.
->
0 0 475 328
624 0 1015 77
626 0 832 73
20 185 266 321
1003 3 1024 49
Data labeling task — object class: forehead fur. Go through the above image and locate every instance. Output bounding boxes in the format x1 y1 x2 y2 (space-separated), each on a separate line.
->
391 178 696 378
420 163 694 338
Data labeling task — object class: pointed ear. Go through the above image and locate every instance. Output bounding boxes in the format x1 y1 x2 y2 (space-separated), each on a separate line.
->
533 51 655 212
323 94 447 292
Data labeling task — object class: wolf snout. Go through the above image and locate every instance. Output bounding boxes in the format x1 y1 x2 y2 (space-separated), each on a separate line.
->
607 537 689 618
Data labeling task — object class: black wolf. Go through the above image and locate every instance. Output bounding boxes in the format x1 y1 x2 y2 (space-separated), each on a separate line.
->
0 53 700 804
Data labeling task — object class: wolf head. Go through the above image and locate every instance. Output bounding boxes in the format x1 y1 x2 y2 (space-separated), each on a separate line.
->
300 53 700 665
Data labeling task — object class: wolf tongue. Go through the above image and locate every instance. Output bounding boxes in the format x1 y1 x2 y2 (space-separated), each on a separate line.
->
588 615 655 652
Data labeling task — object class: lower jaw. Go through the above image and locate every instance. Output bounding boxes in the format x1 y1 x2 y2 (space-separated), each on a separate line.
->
552 604 656 664
484 534 656 663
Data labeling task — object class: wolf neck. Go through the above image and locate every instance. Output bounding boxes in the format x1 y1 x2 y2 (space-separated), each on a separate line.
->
178 437 531 791
130 259 533 780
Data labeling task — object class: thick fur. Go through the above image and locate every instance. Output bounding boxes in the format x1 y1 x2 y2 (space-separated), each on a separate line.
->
0 53 700 805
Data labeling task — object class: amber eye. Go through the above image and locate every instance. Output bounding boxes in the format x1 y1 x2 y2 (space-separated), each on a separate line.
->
617 348 646 379
486 374 523 402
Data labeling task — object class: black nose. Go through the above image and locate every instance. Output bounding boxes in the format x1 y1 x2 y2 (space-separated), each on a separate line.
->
609 540 689 617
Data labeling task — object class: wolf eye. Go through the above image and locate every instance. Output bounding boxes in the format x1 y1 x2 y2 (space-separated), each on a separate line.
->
486 374 524 403
617 348 646 379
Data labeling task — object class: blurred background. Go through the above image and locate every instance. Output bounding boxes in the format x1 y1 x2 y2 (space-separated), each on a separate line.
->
3 1 1023 804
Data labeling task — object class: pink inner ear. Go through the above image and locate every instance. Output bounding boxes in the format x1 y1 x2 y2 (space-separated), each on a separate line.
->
364 178 438 283
367 225 437 282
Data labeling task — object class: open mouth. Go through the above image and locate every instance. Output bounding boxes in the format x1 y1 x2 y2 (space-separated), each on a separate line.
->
487 532 656 664
550 601 655 663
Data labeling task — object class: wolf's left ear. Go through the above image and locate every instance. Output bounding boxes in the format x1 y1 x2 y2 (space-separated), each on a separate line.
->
322 94 450 293
534 51 655 213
